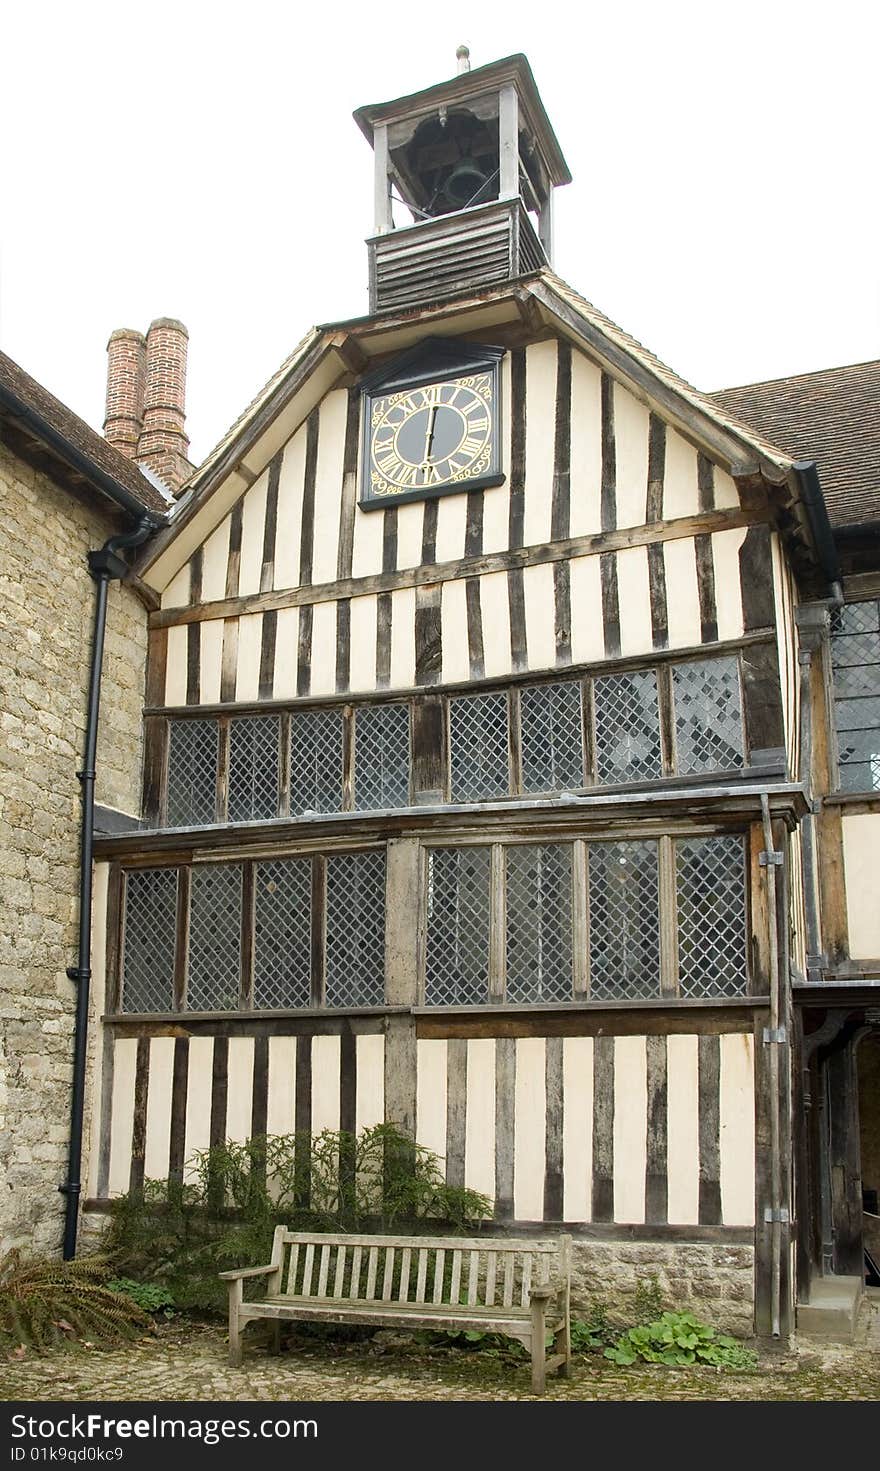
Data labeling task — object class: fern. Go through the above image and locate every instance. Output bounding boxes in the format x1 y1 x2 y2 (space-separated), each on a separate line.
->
0 1250 152 1355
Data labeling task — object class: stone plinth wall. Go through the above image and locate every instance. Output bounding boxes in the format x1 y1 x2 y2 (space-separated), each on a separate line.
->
0 443 148 1254
570 1239 755 1336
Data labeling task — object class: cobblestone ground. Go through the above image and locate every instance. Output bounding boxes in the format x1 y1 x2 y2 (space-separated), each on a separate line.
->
1 1307 878 1402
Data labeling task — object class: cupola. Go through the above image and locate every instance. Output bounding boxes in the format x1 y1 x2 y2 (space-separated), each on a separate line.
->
354 50 571 314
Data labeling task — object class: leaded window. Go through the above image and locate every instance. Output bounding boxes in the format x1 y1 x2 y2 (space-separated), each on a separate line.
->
520 681 584 794
354 704 410 811
228 715 281 823
593 671 662 784
830 600 880 791
449 690 510 801
289 708 345 815
254 858 312 1008
325 851 387 1007
505 843 573 1002
672 656 744 774
676 835 748 998
424 847 491 1004
121 867 177 1012
166 719 218 827
187 864 243 1011
588 840 661 1001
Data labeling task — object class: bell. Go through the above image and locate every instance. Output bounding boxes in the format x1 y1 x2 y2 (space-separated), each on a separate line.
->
441 157 491 208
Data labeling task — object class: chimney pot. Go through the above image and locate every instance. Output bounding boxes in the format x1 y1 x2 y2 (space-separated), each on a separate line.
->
103 328 146 460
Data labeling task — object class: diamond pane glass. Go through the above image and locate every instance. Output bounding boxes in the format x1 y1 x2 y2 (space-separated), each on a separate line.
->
254 858 312 1009
506 844 573 1002
424 847 491 1005
187 865 242 1011
593 671 662 785
449 692 510 802
325 851 386 1007
676 836 748 998
289 709 344 816
520 682 584 794
672 656 744 774
166 719 218 827
588 840 660 1000
354 704 410 811
228 716 280 823
831 602 880 791
122 868 177 1012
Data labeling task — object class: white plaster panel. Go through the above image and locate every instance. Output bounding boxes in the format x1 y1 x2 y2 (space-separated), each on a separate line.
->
356 1035 385 1133
234 612 263 703
416 1040 448 1165
390 586 416 690
568 350 603 539
272 606 299 699
614 382 650 530
434 493 467 564
522 561 556 673
311 1035 341 1134
562 1035 593 1222
348 594 378 693
308 600 337 697
843 814 880 957
311 390 347 586
666 1035 700 1225
616 546 653 657
663 538 702 649
183 1037 214 1182
712 526 748 643
613 1035 647 1224
480 572 513 678
464 1038 495 1201
274 425 307 591
396 502 424 571
143 1036 175 1183
441 578 470 684
663 429 700 520
201 517 231 602
164 626 188 707
108 1038 138 1196
199 620 224 705
514 1037 546 1221
569 555 605 666
719 1033 756 1226
238 469 269 596
226 1037 255 1144
266 1037 297 1137
523 340 557 547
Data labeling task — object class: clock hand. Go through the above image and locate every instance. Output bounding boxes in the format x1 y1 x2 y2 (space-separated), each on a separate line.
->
424 405 438 463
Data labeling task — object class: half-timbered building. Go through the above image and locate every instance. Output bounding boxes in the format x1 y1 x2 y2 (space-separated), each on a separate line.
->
76 51 879 1342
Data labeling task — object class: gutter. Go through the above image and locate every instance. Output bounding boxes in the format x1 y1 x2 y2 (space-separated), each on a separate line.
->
61 515 155 1259
0 382 167 528
792 460 840 589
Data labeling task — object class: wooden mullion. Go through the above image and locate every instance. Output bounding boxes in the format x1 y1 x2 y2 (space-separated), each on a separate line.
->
279 711 291 819
142 715 168 827
240 861 255 1010
748 822 771 996
216 716 230 824
106 863 124 1014
489 844 506 1003
658 834 679 999
342 706 355 812
581 679 595 786
174 866 191 1013
572 840 589 998
657 663 675 777
311 856 327 1007
508 687 522 796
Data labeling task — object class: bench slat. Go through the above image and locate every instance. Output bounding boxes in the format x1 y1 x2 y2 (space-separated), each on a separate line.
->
485 1252 497 1307
398 1247 411 1303
278 1231 558 1253
381 1247 395 1302
351 1245 362 1299
415 1249 428 1304
366 1246 378 1300
432 1248 445 1305
450 1250 462 1304
333 1246 346 1299
286 1243 300 1296
317 1244 330 1298
503 1253 514 1307
467 1250 479 1306
302 1243 315 1297
520 1253 532 1308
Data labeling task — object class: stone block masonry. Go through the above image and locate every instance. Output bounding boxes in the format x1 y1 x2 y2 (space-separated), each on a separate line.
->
0 442 148 1254
570 1240 755 1337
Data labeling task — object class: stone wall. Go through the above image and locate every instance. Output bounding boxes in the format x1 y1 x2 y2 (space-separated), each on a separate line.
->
0 442 148 1254
570 1239 755 1337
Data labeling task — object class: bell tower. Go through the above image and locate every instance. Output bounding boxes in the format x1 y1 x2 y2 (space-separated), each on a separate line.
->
354 50 571 314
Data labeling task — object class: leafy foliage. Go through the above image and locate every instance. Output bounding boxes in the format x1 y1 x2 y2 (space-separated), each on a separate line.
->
106 1124 492 1313
570 1303 614 1353
632 1275 665 1324
0 1250 151 1355
106 1279 176 1317
604 1310 758 1369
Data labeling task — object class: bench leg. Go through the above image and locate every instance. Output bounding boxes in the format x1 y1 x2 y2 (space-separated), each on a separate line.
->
555 1317 571 1378
530 1299 547 1394
228 1282 243 1367
269 1321 282 1356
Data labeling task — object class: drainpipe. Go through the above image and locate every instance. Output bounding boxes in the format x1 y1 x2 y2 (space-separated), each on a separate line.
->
760 792 785 1337
61 515 155 1259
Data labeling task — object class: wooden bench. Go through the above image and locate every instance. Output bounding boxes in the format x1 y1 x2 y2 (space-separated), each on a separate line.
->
220 1229 572 1392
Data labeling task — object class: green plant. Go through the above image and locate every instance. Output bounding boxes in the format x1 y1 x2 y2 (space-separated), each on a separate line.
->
0 1250 151 1354
604 1310 758 1369
106 1278 176 1317
106 1124 492 1313
570 1307 612 1353
632 1275 665 1324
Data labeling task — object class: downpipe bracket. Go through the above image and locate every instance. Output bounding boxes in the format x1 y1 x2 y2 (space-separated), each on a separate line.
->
759 849 784 867
763 1026 788 1045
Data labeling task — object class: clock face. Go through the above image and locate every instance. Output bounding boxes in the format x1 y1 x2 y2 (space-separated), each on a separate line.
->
368 371 495 499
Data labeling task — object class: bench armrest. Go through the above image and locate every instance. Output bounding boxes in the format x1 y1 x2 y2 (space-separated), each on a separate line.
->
529 1277 565 1303
218 1264 275 1281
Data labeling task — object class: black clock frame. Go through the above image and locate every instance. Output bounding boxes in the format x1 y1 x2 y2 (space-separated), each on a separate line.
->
358 337 505 512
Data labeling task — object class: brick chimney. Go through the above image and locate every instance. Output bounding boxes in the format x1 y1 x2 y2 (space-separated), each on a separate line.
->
103 328 146 459
137 318 191 492
104 316 190 492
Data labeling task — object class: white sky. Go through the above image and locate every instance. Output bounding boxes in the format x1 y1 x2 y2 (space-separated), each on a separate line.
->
1 0 877 466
